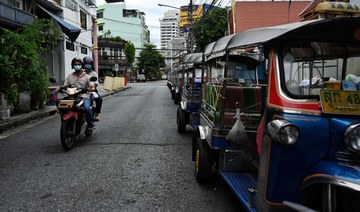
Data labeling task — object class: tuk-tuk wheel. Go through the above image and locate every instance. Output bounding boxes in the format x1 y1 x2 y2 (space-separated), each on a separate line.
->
171 90 175 99
174 94 179 104
195 137 212 183
177 108 186 133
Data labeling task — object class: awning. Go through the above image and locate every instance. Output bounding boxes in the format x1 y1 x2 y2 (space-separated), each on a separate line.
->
37 5 81 43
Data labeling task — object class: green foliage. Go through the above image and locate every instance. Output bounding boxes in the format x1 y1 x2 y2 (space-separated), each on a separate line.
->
114 36 122 41
0 19 60 107
125 41 135 66
192 8 228 52
137 44 165 77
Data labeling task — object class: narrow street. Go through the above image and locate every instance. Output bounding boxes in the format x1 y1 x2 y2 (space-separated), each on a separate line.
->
0 81 243 211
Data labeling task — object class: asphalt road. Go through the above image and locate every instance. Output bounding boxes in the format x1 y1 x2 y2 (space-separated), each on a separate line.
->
0 80 243 211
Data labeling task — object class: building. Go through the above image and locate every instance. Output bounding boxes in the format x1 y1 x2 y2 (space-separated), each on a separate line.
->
97 37 126 79
230 1 311 34
96 2 149 67
164 36 187 74
159 10 180 50
0 0 97 82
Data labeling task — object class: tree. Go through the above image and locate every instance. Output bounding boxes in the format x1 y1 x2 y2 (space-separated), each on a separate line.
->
192 8 228 52
125 41 135 67
137 44 165 78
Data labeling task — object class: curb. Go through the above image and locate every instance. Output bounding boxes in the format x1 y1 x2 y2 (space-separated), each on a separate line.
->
0 106 57 133
0 86 131 134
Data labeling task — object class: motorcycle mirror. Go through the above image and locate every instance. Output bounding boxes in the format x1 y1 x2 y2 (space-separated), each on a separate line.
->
49 78 57 83
90 77 97 82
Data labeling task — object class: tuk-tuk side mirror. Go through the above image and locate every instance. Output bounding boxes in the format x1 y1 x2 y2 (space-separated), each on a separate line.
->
267 119 299 145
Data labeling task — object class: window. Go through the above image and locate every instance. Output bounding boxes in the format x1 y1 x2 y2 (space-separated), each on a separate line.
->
80 10 87 30
66 41 75 51
81 46 87 54
98 25 103 31
280 41 360 98
97 11 103 18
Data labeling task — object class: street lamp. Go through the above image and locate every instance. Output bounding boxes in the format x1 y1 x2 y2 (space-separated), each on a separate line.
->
158 4 180 10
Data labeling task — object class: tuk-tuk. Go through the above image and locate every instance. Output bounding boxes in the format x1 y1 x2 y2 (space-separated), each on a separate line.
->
177 53 203 133
172 66 184 104
193 16 360 211
167 70 176 99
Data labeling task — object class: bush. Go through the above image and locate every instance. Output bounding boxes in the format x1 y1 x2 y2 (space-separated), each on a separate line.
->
0 19 59 109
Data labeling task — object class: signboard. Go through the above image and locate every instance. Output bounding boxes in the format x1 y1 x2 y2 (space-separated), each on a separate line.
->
320 90 360 115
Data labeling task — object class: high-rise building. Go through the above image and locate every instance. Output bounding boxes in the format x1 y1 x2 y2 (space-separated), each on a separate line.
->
159 10 180 50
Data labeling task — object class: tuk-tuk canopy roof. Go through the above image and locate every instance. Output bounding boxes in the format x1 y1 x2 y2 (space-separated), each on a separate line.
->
227 20 317 50
204 17 360 61
203 42 215 57
183 53 202 63
207 34 235 61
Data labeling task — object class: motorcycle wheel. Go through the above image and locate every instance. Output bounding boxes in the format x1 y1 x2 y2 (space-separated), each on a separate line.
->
60 118 76 151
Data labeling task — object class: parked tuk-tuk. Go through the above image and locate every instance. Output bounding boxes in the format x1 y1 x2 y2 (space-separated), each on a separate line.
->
176 53 203 133
167 70 176 99
172 65 186 104
193 14 360 211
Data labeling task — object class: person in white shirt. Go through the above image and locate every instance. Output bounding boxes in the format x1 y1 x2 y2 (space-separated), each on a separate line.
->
64 57 94 130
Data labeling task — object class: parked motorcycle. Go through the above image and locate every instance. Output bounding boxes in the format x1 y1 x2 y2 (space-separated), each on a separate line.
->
56 77 97 151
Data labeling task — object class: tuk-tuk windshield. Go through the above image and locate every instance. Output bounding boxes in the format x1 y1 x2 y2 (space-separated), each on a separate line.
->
281 41 360 98
210 60 258 85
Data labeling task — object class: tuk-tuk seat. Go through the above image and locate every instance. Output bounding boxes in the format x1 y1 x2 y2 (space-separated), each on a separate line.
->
222 86 263 129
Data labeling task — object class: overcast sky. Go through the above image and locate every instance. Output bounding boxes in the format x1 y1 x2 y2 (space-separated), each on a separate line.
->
96 0 190 48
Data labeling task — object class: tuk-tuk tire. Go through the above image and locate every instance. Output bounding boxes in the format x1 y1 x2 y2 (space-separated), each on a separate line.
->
192 131 199 161
174 94 179 104
195 137 212 183
171 90 174 99
177 108 186 133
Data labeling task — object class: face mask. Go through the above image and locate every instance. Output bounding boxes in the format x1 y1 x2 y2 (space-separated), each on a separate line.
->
84 64 92 70
73 65 82 71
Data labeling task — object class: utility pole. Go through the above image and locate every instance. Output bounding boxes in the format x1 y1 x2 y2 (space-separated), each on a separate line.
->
188 0 193 53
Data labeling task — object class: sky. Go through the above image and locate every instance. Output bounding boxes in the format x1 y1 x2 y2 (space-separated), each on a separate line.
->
96 0 190 48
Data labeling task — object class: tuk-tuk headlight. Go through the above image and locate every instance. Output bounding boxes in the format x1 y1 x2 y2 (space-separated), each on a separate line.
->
267 119 299 145
344 123 360 151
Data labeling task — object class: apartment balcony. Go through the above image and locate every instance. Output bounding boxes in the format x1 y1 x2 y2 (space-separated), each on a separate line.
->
0 2 35 28
98 38 126 48
98 55 127 69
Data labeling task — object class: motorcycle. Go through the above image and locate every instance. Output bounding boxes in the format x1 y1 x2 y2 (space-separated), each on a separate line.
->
56 78 97 151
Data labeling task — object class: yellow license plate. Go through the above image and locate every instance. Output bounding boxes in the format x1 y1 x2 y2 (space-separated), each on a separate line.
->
320 90 360 115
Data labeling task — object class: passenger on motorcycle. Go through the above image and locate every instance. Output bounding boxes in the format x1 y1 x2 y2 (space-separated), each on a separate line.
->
83 56 102 121
64 57 94 130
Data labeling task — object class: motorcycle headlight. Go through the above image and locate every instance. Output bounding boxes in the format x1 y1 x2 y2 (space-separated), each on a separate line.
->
344 123 360 152
267 119 299 145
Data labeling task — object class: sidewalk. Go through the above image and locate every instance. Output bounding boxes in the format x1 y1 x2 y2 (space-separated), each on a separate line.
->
0 84 130 133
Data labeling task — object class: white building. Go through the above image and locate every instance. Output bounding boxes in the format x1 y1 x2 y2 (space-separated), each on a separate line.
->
159 10 180 50
61 0 97 80
164 36 186 73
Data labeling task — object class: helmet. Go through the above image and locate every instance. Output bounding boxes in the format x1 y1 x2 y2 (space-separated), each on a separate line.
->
71 57 83 68
83 56 93 66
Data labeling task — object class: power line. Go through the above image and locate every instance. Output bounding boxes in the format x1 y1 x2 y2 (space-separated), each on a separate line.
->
100 17 160 29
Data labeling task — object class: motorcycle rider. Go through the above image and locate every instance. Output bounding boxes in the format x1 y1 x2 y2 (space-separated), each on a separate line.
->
64 57 94 130
83 56 102 121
